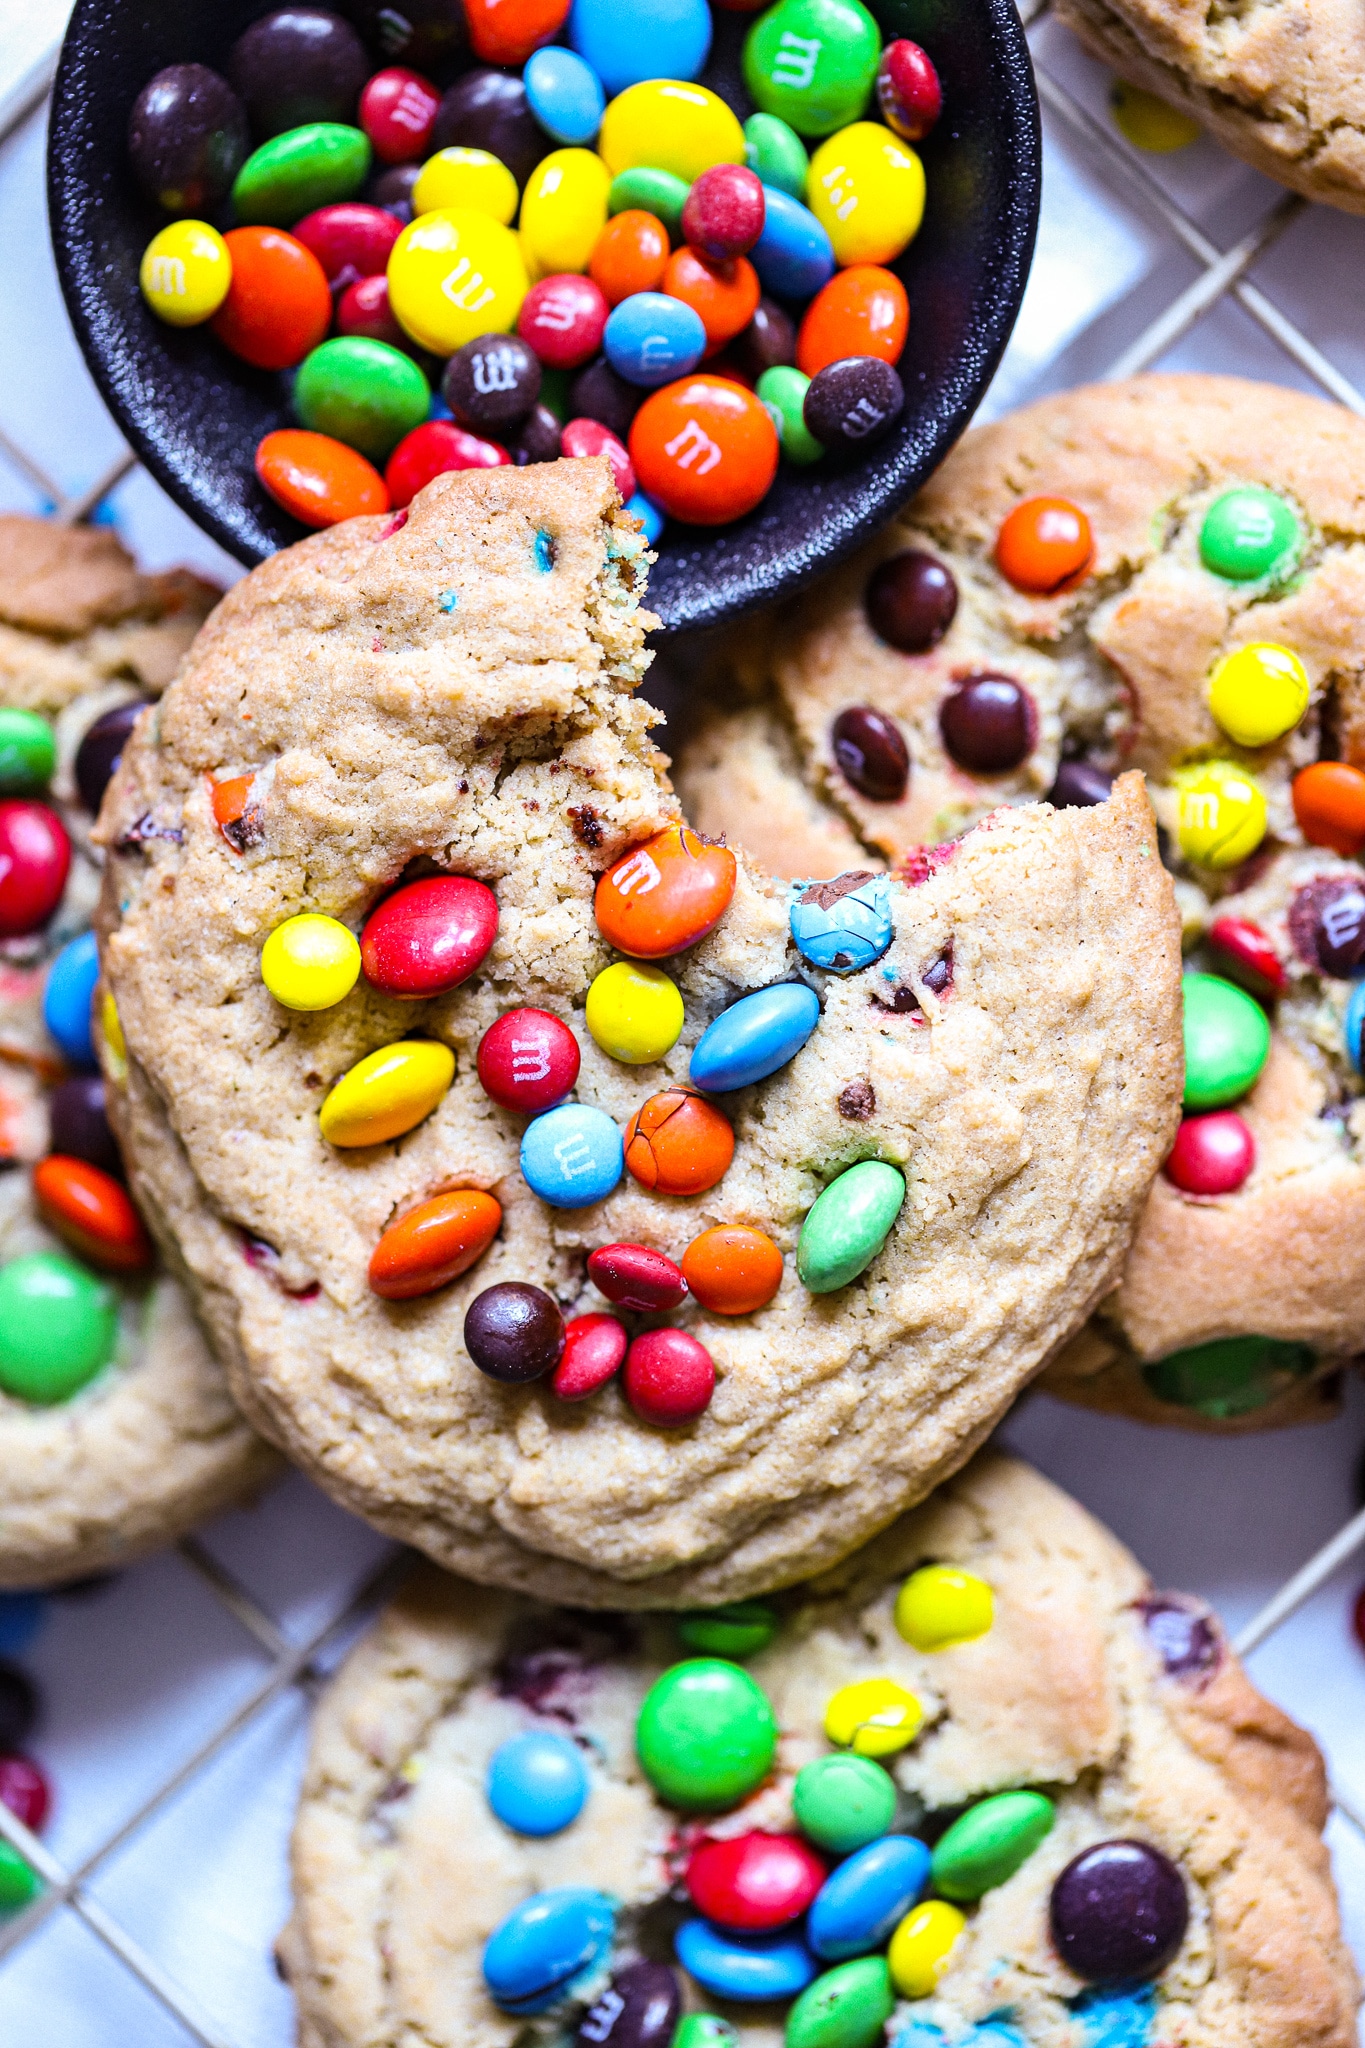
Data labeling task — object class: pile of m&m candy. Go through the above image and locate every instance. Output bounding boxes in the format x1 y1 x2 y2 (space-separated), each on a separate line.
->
473 1564 1191 2044
0 702 157 1410
130 0 942 533
247 791 923 1424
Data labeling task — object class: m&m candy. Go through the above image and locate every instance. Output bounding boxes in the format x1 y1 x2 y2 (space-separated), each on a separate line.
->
43 931 100 1065
824 1676 922 1756
877 40 942 141
552 1311 628 1399
213 226 331 370
625 1326 715 1425
0 709 55 796
1164 1112 1255 1196
745 111 809 196
797 1161 904 1291
232 122 372 228
636 1658 777 1807
758 365 823 464
319 1040 455 1146
624 1088 734 1194
662 248 760 351
691 982 820 1092
579 1963 682 2048
129 62 248 213
599 81 745 186
359 66 441 163
587 1242 688 1311
831 705 909 799
807 1835 931 1958
368 1189 502 1299
1181 973 1270 1110
524 47 605 146
1293 761 1365 856
686 1832 827 1930
140 220 232 325
227 11 368 134
751 187 836 299
482 1887 615 2011
676 1601 778 1655
519 274 610 368
561 416 635 496
571 0 713 95
0 801 70 938
631 375 779 523
520 1102 623 1205
487 1730 588 1835
1207 642 1309 748
675 1920 817 2002
361 877 498 998
1173 759 1266 867
32 1157 152 1274
465 1282 566 1382
478 1008 581 1112
894 1565 993 1649
1206 913 1284 995
743 0 882 137
256 429 389 526
604 293 708 388
806 123 925 266
797 266 908 376
596 826 737 957
293 202 403 281
520 148 612 279
261 915 362 1010
590 212 671 306
413 146 519 224
683 164 767 259
930 1791 1055 1900
996 495 1094 594
0 1253 118 1404
1050 1840 1187 1983
1199 486 1299 582
295 337 431 459
792 1753 896 1854
887 1901 965 1996
681 1225 784 1313
939 673 1035 775
385 420 510 506
48 1075 120 1176
388 209 529 354
803 356 903 455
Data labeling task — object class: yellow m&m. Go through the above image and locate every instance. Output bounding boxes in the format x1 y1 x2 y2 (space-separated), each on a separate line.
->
824 1677 923 1757
894 1565 994 1651
319 1040 455 1147
412 147 518 226
888 1900 966 1997
1207 641 1310 749
806 122 925 267
520 148 612 280
261 914 361 1012
387 208 528 354
1174 759 1267 868
139 220 232 326
585 961 684 1064
100 989 127 1081
599 81 745 185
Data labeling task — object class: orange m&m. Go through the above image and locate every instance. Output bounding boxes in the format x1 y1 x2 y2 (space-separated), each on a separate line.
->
630 375 778 525
465 0 569 65
590 211 671 307
681 1225 784 1315
256 430 389 528
33 1155 152 1273
212 227 330 371
1293 760 1365 857
995 496 1094 595
368 1188 502 1301
595 823 737 957
663 248 760 352
797 266 909 378
625 1088 735 1195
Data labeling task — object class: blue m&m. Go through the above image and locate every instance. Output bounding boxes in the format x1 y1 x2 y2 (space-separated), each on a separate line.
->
483 1888 616 2014
521 1102 624 1206
487 1730 589 1836
790 873 893 972
44 931 101 1067
750 187 835 300
569 0 713 96
604 292 708 388
675 1918 818 2001
807 1834 931 1958
690 982 821 1092
524 47 605 146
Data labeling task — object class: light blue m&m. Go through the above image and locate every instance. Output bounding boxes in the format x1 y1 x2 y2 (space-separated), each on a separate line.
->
750 187 835 300
807 1834 930 1959
488 1730 589 1836
675 1918 818 2001
790 874 893 973
604 293 707 389
483 1887 616 2014
43 930 100 1067
569 0 712 96
625 489 665 544
524 47 605 146
690 982 820 1093
521 1102 623 1206
1345 978 1365 1073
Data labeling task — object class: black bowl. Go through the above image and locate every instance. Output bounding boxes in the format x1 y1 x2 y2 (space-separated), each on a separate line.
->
48 0 1039 632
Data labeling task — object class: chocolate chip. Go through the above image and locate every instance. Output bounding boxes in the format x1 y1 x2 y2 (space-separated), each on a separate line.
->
76 701 146 814
1137 1594 1221 1685
568 805 604 847
838 1080 876 1120
831 707 909 803
865 550 958 653
1048 757 1113 808
939 673 1036 774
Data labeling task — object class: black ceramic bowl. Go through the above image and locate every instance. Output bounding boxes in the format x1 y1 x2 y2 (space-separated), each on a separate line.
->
48 1 1039 633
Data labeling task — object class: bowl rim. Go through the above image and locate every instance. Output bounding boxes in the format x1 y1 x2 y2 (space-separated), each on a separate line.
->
47 0 1040 634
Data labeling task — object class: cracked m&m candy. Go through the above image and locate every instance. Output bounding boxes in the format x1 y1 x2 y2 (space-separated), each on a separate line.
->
596 825 737 957
624 1088 734 1195
1173 759 1266 867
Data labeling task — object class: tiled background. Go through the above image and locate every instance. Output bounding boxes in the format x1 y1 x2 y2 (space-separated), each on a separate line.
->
1 2 1363 2039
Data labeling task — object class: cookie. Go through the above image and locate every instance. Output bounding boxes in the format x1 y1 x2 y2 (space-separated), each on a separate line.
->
676 374 1365 1431
0 518 275 1586
95 458 1181 1607
1052 0 1365 217
278 1449 1359 2048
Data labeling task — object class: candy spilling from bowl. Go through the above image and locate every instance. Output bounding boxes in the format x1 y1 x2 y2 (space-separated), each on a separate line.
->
128 0 941 534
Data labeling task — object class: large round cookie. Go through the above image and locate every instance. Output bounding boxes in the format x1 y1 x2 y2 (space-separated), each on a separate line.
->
95 459 1181 1607
278 1450 1359 2048
1052 0 1365 217
676 375 1365 1433
0 518 276 1585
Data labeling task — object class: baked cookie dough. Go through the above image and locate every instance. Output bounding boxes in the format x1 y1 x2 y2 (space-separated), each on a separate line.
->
0 518 275 1586
278 1450 1360 2048
676 375 1365 1432
1053 0 1365 217
96 459 1181 1607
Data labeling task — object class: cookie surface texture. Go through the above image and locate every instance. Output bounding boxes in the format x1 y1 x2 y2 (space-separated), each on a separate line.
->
0 517 275 1585
675 375 1365 1432
278 1451 1360 2048
1053 0 1365 215
97 458 1181 1606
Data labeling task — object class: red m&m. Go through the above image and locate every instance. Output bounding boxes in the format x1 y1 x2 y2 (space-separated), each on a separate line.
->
361 876 499 998
359 67 441 164
478 1008 581 1113
518 274 610 370
385 420 511 508
682 165 766 260
292 202 402 282
212 226 330 370
561 417 635 499
0 801 70 938
624 1326 715 1426
630 375 778 525
595 824 737 958
33 1155 152 1273
1206 914 1285 996
552 1311 628 1400
1164 1112 1255 1196
686 1831 827 1930
588 1242 688 1312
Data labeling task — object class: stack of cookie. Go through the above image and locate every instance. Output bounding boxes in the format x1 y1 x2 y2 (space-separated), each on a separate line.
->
50 440 1359 2043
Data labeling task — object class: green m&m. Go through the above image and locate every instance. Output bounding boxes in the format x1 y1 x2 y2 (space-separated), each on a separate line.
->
742 0 881 139
793 1752 897 1853
758 366 824 466
231 122 371 227
930 1788 1055 1900
1199 487 1300 583
0 1840 40 1911
797 1159 905 1294
744 111 810 198
1143 1334 1316 1419
674 2020 738 2048
1182 973 1270 1110
293 337 431 462
608 167 690 239
636 1658 777 1809
786 1956 894 2048
676 1600 780 1658
0 709 55 795
0 1253 118 1404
